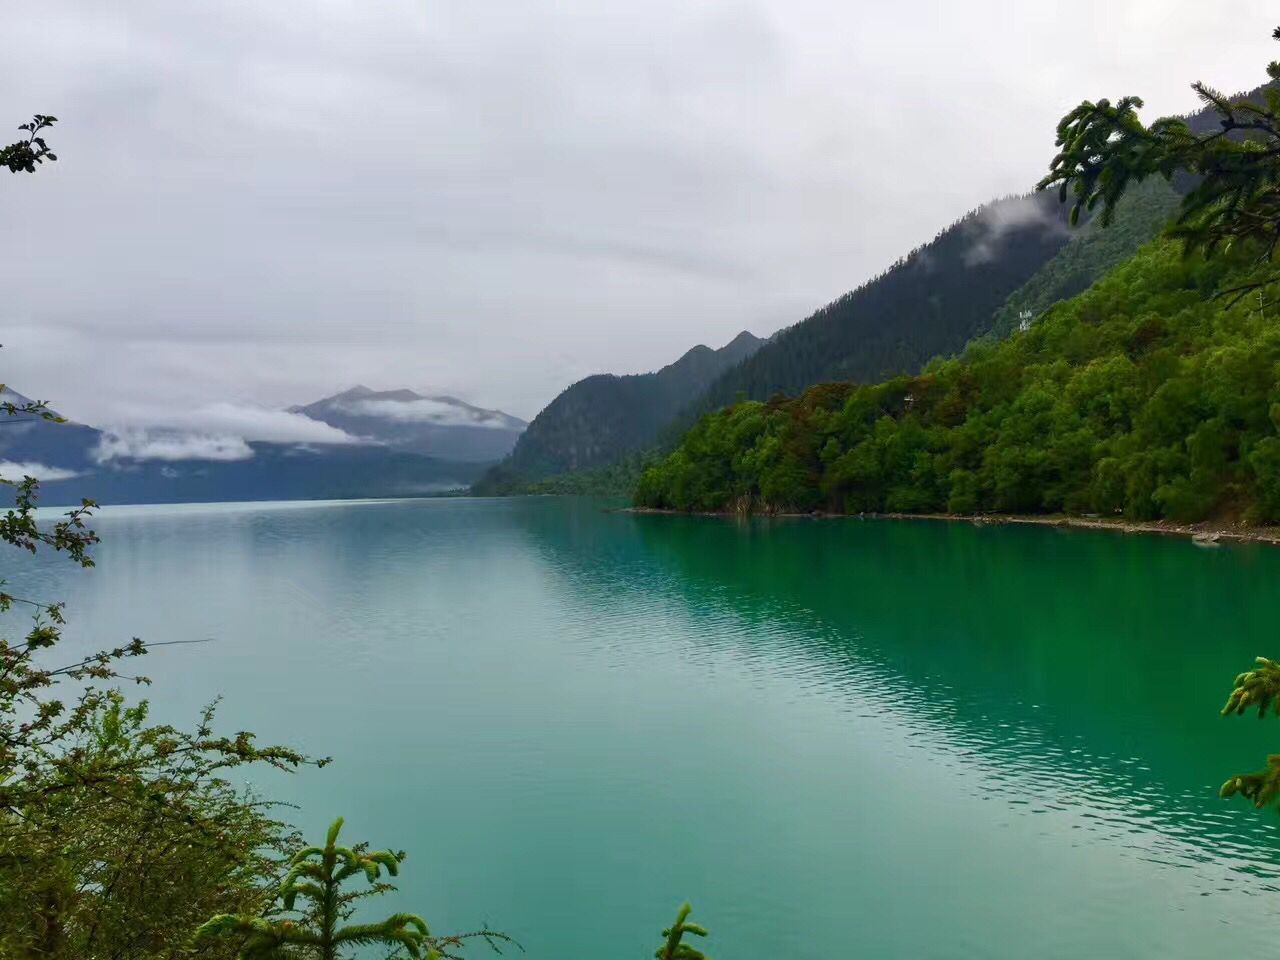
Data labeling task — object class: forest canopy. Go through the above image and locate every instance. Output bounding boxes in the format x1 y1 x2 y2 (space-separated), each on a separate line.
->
635 238 1280 523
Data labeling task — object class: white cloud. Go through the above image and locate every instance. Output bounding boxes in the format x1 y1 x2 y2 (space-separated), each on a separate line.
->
339 397 511 428
89 403 368 462
93 430 254 462
0 460 81 481
161 403 363 444
962 194 1070 267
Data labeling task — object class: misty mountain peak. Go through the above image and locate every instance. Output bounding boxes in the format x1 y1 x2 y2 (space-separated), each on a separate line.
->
291 387 526 463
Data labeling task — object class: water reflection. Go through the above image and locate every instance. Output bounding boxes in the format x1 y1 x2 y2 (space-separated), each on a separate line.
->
518 504 1280 889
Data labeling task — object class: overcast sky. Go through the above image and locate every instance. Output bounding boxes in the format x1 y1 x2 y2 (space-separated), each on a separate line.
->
2 1 1277 433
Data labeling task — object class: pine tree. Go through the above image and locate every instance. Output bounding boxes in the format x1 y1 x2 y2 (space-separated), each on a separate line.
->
196 817 512 960
1040 26 1280 306
655 903 709 960
1218 658 1280 808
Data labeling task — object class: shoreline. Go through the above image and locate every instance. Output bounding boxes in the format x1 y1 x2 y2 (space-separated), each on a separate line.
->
621 506 1280 546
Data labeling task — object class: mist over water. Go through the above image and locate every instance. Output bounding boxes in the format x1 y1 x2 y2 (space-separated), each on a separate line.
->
8 497 1280 958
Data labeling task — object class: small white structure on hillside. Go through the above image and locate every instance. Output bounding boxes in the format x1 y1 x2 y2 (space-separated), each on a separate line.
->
1017 310 1034 332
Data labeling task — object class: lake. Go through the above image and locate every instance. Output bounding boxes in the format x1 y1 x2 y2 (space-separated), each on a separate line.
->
9 496 1280 958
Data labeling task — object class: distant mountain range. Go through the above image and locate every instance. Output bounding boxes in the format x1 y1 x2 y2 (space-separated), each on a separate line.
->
474 331 764 493
0 386 522 506
290 386 526 462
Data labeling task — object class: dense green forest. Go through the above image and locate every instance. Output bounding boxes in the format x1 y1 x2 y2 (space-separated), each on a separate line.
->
636 238 1280 522
474 331 761 494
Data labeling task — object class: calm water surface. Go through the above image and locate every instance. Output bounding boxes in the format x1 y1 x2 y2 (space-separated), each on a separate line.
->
9 496 1280 958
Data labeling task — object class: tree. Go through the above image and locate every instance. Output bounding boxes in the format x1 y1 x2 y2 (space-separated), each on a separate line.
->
0 390 322 959
0 360 319 960
1 114 57 173
196 817 513 960
0 118 321 960
1040 26 1280 305
1218 658 1280 809
655 903 709 960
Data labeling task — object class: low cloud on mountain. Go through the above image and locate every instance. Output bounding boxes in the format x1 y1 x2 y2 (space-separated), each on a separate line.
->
150 403 363 445
338 397 514 428
93 431 255 463
91 403 365 463
0 460 82 481
963 194 1070 267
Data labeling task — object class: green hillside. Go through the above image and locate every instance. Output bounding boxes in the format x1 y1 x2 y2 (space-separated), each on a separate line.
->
986 177 1181 340
535 178 1179 499
636 238 1280 523
474 331 762 494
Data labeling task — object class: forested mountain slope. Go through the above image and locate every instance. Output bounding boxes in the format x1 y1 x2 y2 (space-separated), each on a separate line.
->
636 238 1280 523
474 331 762 493
986 178 1181 340
692 191 1074 412
682 86 1271 422
485 83 1267 498
494 181 1172 496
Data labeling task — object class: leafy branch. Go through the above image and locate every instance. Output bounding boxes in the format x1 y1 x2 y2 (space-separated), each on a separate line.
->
1 115 57 174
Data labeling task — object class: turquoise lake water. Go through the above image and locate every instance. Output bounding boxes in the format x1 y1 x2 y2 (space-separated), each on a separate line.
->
9 496 1280 958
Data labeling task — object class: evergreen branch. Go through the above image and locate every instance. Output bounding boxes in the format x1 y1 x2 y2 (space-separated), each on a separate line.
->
656 903 709 960
1221 656 1280 717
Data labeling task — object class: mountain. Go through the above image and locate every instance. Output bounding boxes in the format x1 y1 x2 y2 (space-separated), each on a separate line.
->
985 177 1182 340
636 235 1280 521
690 191 1075 416
0 387 103 477
29 442 487 506
0 388 490 506
673 84 1277 435
474 331 764 493
290 386 527 462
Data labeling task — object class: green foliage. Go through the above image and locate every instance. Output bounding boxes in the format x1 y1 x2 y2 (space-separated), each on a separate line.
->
1 115 57 173
655 903 709 960
1220 657 1280 811
0 391 319 960
677 72 1251 438
988 178 1182 340
637 239 1280 522
1040 27 1280 306
1 126 323 958
0 696 310 960
197 818 512 960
